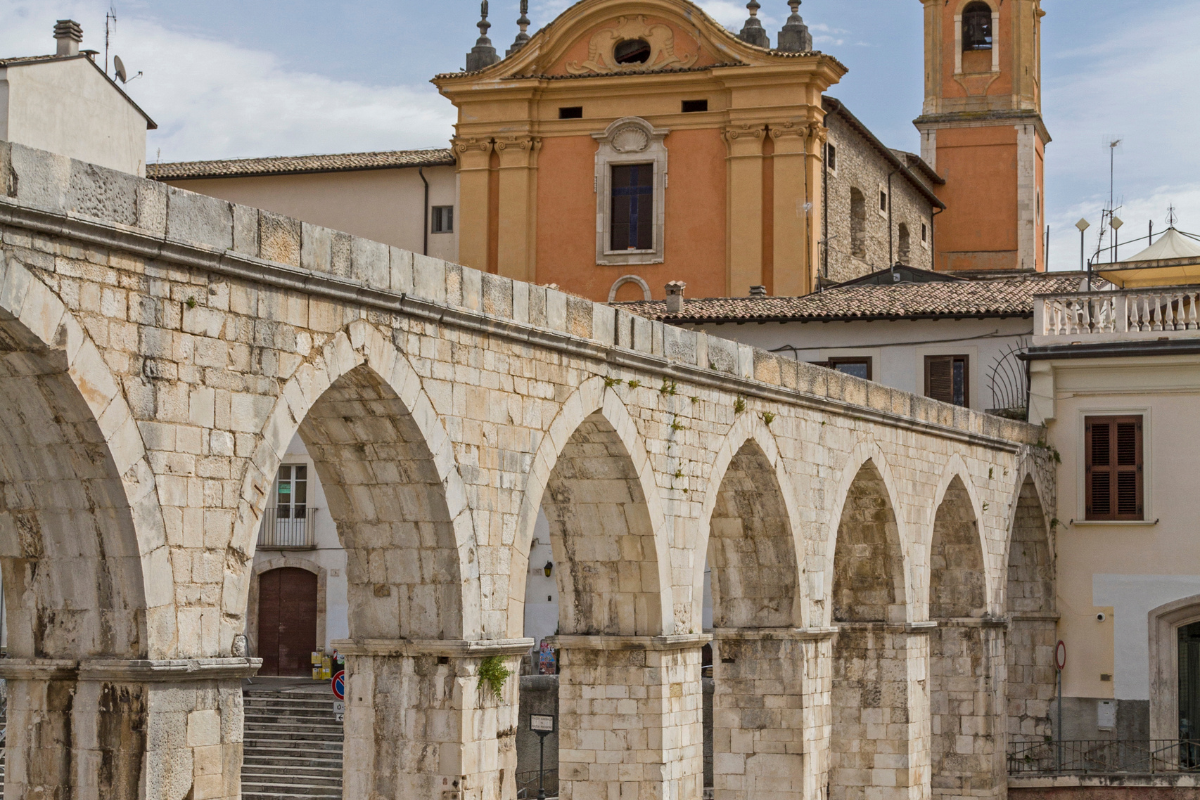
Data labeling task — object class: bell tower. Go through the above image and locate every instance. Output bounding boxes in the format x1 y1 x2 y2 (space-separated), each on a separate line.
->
915 0 1049 272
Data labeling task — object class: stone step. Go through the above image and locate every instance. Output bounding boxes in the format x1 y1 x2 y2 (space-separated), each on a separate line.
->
244 732 344 745
241 689 344 799
243 719 343 734
241 769 342 788
241 782 342 798
243 756 344 771
244 742 343 756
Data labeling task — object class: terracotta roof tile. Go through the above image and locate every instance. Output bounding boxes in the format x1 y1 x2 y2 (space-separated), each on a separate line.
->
618 273 1092 324
147 148 455 180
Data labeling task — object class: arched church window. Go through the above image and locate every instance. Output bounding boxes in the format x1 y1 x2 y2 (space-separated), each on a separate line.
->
963 2 993 51
850 188 867 259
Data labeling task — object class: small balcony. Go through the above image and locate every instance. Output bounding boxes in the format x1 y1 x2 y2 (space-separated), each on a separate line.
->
256 507 318 550
1034 286 1200 346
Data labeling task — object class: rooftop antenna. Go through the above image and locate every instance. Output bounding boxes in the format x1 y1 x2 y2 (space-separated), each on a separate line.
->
1167 204 1179 228
112 54 141 83
105 4 116 76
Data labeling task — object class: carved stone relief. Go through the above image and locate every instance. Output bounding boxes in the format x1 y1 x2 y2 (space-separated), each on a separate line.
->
566 16 699 75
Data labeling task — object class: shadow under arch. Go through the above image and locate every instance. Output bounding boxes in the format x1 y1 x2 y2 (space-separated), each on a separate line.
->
228 321 478 645
927 457 990 619
692 413 805 629
507 376 672 639
1004 470 1056 741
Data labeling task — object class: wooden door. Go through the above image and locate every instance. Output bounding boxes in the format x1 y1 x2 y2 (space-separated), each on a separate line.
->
258 568 318 676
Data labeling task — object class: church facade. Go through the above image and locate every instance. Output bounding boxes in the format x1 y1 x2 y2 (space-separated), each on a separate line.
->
150 0 1049 302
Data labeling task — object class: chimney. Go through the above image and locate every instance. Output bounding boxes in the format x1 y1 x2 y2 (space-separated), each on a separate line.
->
665 281 686 314
749 285 767 297
54 19 83 57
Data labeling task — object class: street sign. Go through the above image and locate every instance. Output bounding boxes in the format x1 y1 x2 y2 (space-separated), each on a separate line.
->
1055 640 1067 671
333 701 345 714
530 714 555 733
332 670 345 701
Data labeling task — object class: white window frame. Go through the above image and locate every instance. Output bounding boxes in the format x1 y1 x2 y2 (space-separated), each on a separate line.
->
593 117 669 267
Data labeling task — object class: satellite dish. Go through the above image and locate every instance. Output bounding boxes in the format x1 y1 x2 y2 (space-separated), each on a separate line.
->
113 55 127 83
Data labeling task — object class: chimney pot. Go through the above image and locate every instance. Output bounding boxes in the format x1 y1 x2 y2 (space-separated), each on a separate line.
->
54 19 83 57
665 281 686 314
749 285 767 297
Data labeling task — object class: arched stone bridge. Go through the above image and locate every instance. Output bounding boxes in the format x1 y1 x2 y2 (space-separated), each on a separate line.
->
0 143 1056 800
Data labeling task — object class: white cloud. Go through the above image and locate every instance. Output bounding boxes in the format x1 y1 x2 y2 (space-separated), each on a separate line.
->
0 0 456 163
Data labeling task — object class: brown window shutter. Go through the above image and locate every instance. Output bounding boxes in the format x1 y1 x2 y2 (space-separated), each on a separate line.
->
926 356 954 404
1086 415 1144 521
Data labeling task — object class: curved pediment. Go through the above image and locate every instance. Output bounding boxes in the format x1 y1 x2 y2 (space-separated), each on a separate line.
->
438 0 824 83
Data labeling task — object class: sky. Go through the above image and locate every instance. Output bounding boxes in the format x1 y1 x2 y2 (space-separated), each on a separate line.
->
2 0 1197 271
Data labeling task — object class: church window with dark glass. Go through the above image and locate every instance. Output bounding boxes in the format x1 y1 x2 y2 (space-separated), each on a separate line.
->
610 164 654 251
614 38 651 65
963 2 993 51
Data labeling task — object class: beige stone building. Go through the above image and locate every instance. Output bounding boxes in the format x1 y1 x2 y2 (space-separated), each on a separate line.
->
0 20 155 176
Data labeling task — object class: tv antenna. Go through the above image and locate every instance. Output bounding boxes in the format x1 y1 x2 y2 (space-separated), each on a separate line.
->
1167 205 1179 228
105 5 117 76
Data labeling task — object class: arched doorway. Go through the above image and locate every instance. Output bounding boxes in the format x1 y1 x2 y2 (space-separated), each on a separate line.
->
258 567 318 676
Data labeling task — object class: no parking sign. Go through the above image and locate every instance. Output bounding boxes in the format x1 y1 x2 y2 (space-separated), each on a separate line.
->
331 670 345 701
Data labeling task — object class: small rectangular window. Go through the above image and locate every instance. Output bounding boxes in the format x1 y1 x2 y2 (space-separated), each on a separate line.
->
824 357 872 381
431 205 454 233
1085 416 1144 521
681 99 708 113
558 106 583 119
921 222 928 243
925 355 969 407
610 164 654 251
275 465 308 520
826 143 837 172
880 190 888 212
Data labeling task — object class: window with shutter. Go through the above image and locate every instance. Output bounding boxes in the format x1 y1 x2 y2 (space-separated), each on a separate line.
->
924 355 969 407
1085 415 1144 521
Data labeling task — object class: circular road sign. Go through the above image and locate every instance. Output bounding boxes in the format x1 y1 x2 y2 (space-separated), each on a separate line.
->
332 670 345 701
1055 640 1066 672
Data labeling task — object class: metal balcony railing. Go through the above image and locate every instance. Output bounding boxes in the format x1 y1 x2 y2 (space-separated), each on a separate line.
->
1034 287 1200 345
256 507 318 550
1009 738 1200 776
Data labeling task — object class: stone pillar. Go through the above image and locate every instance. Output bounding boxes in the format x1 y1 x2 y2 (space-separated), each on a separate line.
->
830 623 933 800
724 124 767 296
1006 614 1057 740
337 638 532 800
711 628 834 800
930 620 1007 800
551 634 709 800
0 657 258 800
495 135 539 285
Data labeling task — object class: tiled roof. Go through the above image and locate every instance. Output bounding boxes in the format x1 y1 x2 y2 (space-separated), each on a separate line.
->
147 148 455 181
618 272 1092 324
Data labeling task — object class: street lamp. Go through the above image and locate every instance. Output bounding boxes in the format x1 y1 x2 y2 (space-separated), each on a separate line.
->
1111 216 1124 262
1075 219 1094 272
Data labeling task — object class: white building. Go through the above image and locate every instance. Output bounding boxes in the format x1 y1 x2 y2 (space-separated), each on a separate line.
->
0 20 154 176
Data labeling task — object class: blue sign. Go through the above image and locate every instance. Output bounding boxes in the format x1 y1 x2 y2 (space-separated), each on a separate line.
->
332 670 345 701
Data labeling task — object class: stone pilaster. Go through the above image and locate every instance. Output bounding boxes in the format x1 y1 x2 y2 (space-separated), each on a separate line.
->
336 638 532 800
711 628 835 800
0 657 258 800
551 634 709 800
724 124 767 296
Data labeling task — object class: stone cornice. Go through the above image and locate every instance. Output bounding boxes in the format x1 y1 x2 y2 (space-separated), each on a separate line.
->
0 657 262 682
0 197 1038 454
709 626 838 641
547 634 712 652
331 638 536 658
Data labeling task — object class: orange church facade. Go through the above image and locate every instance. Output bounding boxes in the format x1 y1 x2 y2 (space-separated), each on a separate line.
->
434 1 846 304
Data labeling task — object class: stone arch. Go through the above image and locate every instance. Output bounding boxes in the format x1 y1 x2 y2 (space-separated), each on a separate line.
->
246 556 328 658
607 274 652 302
228 321 478 647
692 414 804 629
508 376 672 638
1004 471 1056 740
927 456 989 618
0 252 173 660
928 472 1000 800
823 442 911 625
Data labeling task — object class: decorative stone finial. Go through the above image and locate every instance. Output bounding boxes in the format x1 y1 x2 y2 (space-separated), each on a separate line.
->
508 0 531 57
738 1 770 49
777 0 814 53
466 0 501 72
232 634 248 658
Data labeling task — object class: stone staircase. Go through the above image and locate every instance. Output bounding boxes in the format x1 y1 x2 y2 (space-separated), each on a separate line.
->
242 686 343 799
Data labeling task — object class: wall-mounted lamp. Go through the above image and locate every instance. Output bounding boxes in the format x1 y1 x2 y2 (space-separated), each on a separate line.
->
544 561 554 578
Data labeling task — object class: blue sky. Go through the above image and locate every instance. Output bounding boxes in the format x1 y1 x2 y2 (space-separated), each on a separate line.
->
3 0 1197 271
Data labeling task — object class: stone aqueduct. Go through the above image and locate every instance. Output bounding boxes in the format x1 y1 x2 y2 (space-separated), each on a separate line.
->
0 143 1056 800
